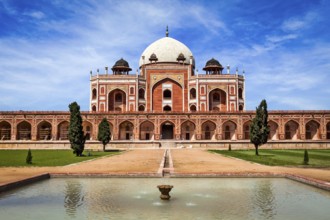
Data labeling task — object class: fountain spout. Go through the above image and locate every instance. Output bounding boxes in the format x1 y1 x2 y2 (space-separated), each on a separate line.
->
157 185 173 200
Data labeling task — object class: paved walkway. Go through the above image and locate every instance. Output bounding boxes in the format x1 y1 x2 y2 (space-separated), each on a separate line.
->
0 149 329 187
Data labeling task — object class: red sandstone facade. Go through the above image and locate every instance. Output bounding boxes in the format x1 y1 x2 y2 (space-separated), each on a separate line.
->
1 32 330 143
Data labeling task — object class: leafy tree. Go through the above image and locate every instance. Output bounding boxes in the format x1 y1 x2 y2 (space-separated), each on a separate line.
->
303 149 309 165
250 99 270 156
98 118 111 152
26 149 32 164
68 102 85 156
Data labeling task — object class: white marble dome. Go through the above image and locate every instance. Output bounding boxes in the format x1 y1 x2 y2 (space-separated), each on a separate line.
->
139 36 194 67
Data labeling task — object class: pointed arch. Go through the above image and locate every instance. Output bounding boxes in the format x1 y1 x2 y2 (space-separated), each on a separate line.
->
268 120 279 140
108 89 126 112
181 120 196 140
82 121 93 140
238 88 243 99
0 121 11 140
243 120 251 140
17 121 31 140
37 121 52 140
119 121 134 140
305 120 320 140
152 78 182 112
92 88 97 100
140 121 154 140
163 105 172 111
285 120 300 140
57 121 69 140
209 89 226 111
222 120 237 140
201 120 216 140
190 104 196 112
160 121 175 139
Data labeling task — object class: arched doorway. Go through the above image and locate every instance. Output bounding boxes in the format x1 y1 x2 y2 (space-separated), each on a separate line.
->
181 121 195 140
161 122 174 139
119 121 134 140
83 121 93 140
57 121 69 140
108 89 126 112
201 121 216 140
37 121 52 140
268 121 278 140
305 120 320 140
209 89 226 111
243 121 251 139
285 120 299 140
17 121 31 140
223 121 237 140
140 121 154 140
0 121 11 140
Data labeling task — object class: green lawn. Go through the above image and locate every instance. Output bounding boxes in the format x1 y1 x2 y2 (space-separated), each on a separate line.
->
0 150 120 167
209 149 330 167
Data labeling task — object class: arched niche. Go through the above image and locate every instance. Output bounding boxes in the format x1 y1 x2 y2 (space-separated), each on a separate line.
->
223 121 237 140
0 121 11 140
37 121 52 140
140 121 154 140
209 89 226 111
17 121 31 140
181 121 196 140
201 121 216 140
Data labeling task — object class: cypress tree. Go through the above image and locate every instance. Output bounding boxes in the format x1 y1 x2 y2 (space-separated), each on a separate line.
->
98 118 111 152
26 149 32 164
250 99 270 156
68 102 85 156
303 149 309 165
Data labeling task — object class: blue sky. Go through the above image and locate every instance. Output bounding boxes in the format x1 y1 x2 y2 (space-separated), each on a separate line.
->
0 0 329 111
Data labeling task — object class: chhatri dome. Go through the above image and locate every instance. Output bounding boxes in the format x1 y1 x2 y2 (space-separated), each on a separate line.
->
139 27 194 67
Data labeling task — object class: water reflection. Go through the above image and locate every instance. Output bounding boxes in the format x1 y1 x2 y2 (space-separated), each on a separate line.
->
253 180 276 219
64 180 84 217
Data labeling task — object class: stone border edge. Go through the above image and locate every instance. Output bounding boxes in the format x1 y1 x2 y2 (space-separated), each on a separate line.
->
0 173 50 193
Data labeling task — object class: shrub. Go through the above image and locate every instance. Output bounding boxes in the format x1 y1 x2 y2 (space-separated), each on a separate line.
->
303 149 309 165
26 149 32 164
228 144 232 151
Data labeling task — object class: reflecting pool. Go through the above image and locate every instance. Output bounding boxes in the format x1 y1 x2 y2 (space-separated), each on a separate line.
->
0 178 329 220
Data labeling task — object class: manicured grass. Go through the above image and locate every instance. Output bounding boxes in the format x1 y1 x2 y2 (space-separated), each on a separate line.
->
209 149 330 167
0 150 120 167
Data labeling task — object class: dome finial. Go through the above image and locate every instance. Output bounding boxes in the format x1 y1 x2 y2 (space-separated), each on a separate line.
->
166 25 169 37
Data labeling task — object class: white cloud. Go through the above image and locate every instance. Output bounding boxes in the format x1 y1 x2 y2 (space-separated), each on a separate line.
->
23 11 45 19
282 12 319 32
266 34 297 43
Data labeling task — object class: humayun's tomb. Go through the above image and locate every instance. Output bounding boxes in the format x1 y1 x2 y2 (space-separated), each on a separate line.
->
1 29 330 149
